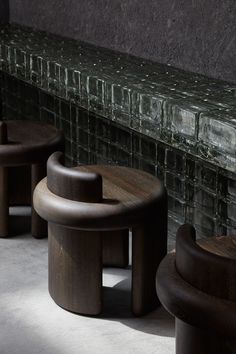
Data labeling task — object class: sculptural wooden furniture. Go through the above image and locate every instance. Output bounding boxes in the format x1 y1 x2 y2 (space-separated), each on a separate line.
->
156 224 236 354
33 151 168 316
0 120 64 238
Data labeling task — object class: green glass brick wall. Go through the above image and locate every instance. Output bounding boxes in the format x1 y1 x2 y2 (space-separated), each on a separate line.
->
0 24 235 172
1 72 235 241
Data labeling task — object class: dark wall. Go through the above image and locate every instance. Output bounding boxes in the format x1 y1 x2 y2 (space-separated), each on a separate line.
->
9 0 236 82
0 0 9 24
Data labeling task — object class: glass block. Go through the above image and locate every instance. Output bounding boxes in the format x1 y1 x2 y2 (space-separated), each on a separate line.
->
163 98 215 147
199 111 236 171
47 61 60 95
78 146 90 164
140 136 157 164
14 48 27 79
186 157 196 181
196 162 217 192
137 93 163 138
194 188 216 217
77 128 89 147
66 69 81 102
40 108 55 125
87 76 105 114
165 172 185 198
60 118 71 140
139 159 156 176
111 84 131 126
218 170 236 200
165 149 186 175
110 125 131 151
39 91 55 112
194 210 216 237
219 200 236 224
96 118 110 141
168 194 186 219
109 145 131 167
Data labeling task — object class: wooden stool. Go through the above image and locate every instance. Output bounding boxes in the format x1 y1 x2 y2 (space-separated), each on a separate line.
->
0 120 64 238
156 224 236 354
33 151 168 316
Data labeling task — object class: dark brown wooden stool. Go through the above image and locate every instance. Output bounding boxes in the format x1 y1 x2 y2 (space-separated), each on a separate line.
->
156 224 236 354
0 120 64 238
33 151 167 316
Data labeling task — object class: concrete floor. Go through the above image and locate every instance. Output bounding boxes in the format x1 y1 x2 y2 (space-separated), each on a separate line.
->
0 207 175 354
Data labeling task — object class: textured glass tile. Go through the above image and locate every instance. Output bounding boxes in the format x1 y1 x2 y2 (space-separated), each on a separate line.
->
194 188 216 217
194 210 216 237
165 172 185 198
0 24 235 172
199 111 236 171
196 162 217 192
168 194 186 219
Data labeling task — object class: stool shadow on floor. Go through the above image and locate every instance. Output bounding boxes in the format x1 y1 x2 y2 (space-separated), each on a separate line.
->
8 206 31 237
100 268 175 337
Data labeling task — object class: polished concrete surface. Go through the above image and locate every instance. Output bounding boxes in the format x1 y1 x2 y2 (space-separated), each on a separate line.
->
0 207 175 354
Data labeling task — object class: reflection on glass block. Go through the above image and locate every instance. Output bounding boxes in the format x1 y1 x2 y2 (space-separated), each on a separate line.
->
196 162 217 192
166 149 186 175
199 112 236 171
194 189 216 217
166 172 185 198
111 84 131 126
168 194 186 219
194 210 216 237
1 25 236 241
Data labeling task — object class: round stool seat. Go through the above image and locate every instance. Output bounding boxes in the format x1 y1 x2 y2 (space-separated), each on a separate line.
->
0 120 64 238
34 165 164 230
33 152 168 316
0 120 64 166
156 224 236 354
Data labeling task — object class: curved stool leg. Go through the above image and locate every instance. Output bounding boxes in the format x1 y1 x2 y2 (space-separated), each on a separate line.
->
102 229 129 267
0 166 8 237
176 319 236 354
48 223 103 315
31 163 47 238
131 199 167 316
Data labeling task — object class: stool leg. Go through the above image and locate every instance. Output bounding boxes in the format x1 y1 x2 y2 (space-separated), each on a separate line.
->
0 166 8 237
131 200 167 316
48 222 103 315
31 163 47 238
102 229 129 267
176 319 235 354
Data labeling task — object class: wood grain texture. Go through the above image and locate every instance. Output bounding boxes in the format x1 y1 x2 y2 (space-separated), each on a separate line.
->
132 194 167 316
0 120 64 238
0 120 64 166
34 166 164 231
47 151 102 203
48 222 103 315
176 224 236 300
156 224 236 354
176 319 236 354
102 229 129 267
34 153 167 315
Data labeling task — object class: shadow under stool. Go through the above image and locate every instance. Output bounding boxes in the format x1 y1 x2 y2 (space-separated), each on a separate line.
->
33 151 168 316
0 120 64 238
156 224 236 354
